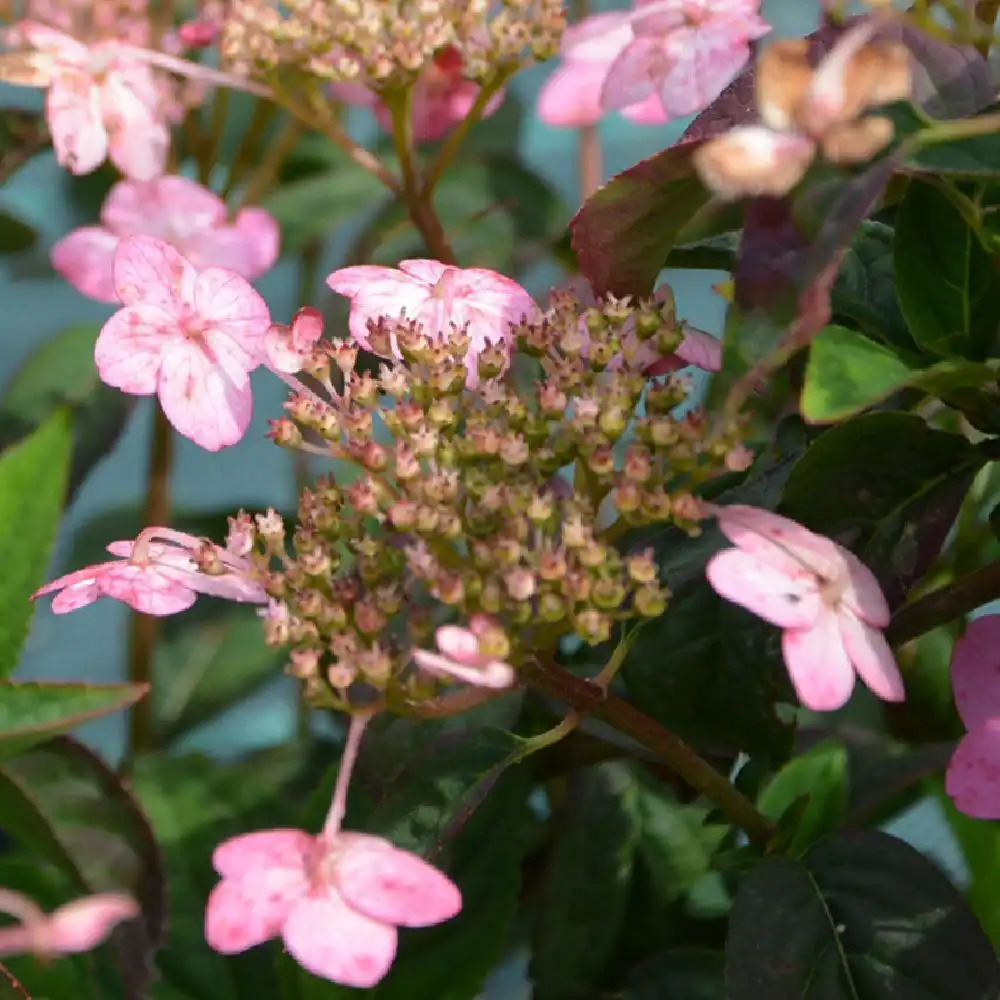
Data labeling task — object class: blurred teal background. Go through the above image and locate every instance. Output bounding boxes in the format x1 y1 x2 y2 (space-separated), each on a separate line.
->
0 4 965 994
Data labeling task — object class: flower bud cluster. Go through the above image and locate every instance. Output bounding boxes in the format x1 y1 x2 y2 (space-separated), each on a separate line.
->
254 290 749 713
220 0 565 89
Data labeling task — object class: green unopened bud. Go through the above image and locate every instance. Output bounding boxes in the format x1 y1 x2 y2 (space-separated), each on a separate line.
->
539 591 568 622
591 577 627 610
575 608 612 644
635 585 668 617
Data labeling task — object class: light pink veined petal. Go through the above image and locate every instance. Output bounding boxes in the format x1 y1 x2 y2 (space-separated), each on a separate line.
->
838 548 891 627
264 325 305 374
187 571 268 604
100 564 198 615
33 562 111 613
327 266 431 350
16 22 89 60
47 72 108 176
412 649 515 689
205 869 309 954
337 836 462 928
674 324 722 371
620 92 670 125
398 259 451 286
102 176 221 239
282 892 397 989
213 829 315 878
233 207 281 276
782 610 856 711
706 548 821 629
51 226 120 303
100 66 168 181
559 11 633 61
183 209 280 280
538 60 609 127
838 610 904 703
193 269 270 355
601 37 660 112
107 113 169 183
95 303 176 394
43 894 138 954
201 328 254 388
105 540 135 558
951 616 1000 730
945 722 1000 820
113 235 197 311
434 625 485 665
157 339 254 451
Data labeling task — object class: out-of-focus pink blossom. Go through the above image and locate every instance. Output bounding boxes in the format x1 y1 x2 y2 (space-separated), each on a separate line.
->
33 526 268 616
264 307 325 375
177 18 220 49
946 616 1000 818
52 175 280 303
20 0 150 47
413 622 516 688
332 47 503 142
95 235 271 450
0 22 169 179
602 0 770 120
706 505 903 711
538 10 669 127
205 715 461 988
0 889 138 959
327 259 536 388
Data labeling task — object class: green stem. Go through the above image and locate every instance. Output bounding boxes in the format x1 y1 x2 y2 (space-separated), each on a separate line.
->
237 115 304 209
888 557 1000 646
125 408 174 766
917 111 1000 147
521 656 775 844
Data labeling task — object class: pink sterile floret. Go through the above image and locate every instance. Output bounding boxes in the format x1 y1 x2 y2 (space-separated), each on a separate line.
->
205 827 462 988
326 259 536 388
945 615 1000 819
2 21 169 179
52 175 279 303
601 0 770 119
0 889 138 959
95 234 272 451
264 307 325 375
413 622 515 689
33 526 267 616
706 505 903 712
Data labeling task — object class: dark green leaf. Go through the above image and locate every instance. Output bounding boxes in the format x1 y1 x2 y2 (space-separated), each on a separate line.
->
910 131 1000 179
0 681 148 760
626 949 725 1000
726 830 1000 999
622 582 794 761
531 763 641 999
0 737 166 999
0 324 135 499
0 210 35 256
0 411 72 679
757 742 847 857
781 413 983 606
153 609 283 746
894 179 1000 359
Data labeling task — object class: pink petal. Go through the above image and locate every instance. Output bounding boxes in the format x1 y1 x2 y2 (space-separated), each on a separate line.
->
213 830 315 879
50 580 104 614
674 324 722 371
157 339 254 451
620 92 670 125
205 870 308 954
336 837 462 928
43 894 138 954
193 268 272 359
100 68 168 181
234 207 281 275
397 259 450 286
327 266 430 350
47 71 108 175
559 11 633 61
838 548 891 627
951 616 1000 730
434 625 484 665
113 235 197 311
839 610 904 703
103 175 225 238
282 892 397 989
412 649 515 689
100 564 198 615
95 304 175 394
706 548 821 629
782 610 857 711
945 722 1000 820
538 61 608 127
51 226 120 303
601 37 659 112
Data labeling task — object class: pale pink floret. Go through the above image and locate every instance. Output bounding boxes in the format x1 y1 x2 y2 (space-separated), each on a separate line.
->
95 235 271 451
601 0 770 119
52 175 279 303
326 259 536 388
264 307 325 375
4 22 169 179
706 505 903 712
413 624 516 689
0 889 138 959
32 526 267 616
946 616 1000 819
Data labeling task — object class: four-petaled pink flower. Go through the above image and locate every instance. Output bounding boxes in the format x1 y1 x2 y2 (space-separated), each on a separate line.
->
1 21 169 179
601 0 770 120
264 307 325 375
206 828 462 987
326 259 536 388
95 234 271 451
33 526 267 615
52 175 280 304
413 621 516 689
706 505 903 711
946 616 1000 819
0 889 138 959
